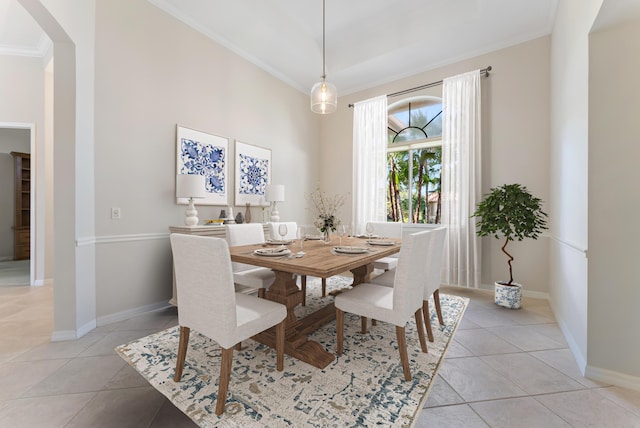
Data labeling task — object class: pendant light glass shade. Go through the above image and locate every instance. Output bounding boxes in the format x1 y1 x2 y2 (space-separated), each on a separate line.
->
310 0 337 114
310 78 337 114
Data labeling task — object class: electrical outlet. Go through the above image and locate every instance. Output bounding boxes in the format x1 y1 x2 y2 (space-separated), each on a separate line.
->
111 207 121 219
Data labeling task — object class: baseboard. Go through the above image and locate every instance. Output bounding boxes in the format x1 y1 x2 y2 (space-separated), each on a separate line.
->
50 302 169 341
586 365 640 392
77 319 97 338
555 315 587 373
97 300 172 327
33 278 53 287
478 282 550 300
50 319 97 342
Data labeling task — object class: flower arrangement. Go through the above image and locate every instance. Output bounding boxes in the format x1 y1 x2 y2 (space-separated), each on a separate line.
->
307 188 346 233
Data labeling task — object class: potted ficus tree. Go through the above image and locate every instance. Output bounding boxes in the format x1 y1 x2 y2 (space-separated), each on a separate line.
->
472 183 548 309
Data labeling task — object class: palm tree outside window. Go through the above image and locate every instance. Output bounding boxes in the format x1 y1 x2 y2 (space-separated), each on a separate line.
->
387 97 442 224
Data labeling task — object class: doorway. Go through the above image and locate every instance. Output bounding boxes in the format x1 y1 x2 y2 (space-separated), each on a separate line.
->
0 125 35 286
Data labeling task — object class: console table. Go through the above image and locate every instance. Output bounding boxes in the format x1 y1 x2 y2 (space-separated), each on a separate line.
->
168 223 271 305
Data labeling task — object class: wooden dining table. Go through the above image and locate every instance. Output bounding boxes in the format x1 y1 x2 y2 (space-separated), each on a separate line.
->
229 235 401 369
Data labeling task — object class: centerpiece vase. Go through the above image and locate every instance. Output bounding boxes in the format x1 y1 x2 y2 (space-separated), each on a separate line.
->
323 229 331 243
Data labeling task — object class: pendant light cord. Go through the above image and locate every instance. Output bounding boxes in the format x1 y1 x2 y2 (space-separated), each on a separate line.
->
322 0 326 80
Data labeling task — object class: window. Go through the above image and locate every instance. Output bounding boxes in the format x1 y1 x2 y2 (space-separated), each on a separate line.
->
387 97 442 224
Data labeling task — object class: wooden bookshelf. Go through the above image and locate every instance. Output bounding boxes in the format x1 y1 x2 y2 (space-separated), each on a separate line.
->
11 152 30 260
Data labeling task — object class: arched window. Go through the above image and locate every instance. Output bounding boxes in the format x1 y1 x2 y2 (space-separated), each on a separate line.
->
387 96 442 224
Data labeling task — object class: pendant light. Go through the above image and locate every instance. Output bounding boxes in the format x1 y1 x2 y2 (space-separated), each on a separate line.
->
310 0 337 114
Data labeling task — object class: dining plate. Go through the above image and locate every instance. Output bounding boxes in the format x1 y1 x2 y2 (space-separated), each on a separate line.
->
265 239 294 245
253 248 291 257
367 239 396 246
333 246 369 254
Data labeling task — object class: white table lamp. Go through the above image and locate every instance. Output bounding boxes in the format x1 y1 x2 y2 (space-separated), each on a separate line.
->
265 184 285 222
176 174 206 226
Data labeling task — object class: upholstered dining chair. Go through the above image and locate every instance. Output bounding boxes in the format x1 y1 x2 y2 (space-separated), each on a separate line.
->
225 223 274 298
367 221 403 271
335 230 432 381
169 233 287 415
267 221 298 241
370 227 447 342
268 221 308 305
268 221 324 306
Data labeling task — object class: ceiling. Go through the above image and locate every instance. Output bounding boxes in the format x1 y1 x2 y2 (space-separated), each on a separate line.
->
2 0 559 95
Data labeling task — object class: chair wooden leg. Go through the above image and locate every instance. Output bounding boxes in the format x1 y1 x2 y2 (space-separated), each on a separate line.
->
235 342 242 351
361 316 368 334
423 300 434 342
174 326 190 382
301 275 307 306
372 319 377 326
336 308 344 355
215 347 234 416
275 320 285 371
395 325 411 381
434 289 444 325
322 278 327 297
414 309 428 353
258 288 266 298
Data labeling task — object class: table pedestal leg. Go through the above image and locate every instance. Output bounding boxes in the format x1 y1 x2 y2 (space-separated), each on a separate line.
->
253 270 335 369
328 263 374 297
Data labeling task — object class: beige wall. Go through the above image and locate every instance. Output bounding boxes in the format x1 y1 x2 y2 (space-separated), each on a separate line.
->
549 0 603 373
588 17 640 382
92 0 321 318
322 36 551 295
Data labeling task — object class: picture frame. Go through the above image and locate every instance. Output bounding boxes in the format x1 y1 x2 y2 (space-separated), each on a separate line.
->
234 140 271 206
176 125 229 206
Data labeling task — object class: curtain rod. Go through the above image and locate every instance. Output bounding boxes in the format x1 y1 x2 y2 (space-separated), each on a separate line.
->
348 66 492 108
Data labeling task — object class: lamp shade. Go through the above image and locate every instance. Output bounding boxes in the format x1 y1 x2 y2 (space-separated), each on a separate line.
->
310 80 338 114
264 184 285 202
176 174 206 199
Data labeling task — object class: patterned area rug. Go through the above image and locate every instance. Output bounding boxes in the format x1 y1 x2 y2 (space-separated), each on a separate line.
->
116 276 468 427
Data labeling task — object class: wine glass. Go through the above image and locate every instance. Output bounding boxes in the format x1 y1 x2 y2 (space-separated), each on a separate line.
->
365 222 374 239
337 224 347 246
278 224 288 249
297 226 305 250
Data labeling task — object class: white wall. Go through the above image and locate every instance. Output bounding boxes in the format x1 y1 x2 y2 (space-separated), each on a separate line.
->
549 0 603 373
20 0 97 338
91 0 321 319
588 16 640 385
0 129 30 260
322 37 552 295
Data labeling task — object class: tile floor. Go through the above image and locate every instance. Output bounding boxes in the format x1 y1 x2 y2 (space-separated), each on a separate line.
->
1 280 639 427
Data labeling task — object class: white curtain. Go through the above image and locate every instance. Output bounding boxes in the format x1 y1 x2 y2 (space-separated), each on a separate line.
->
352 95 387 235
441 70 482 288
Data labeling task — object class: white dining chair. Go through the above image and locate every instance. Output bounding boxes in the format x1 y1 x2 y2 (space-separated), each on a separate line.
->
370 227 447 342
335 230 431 381
170 233 287 415
268 221 314 306
367 221 403 271
225 223 275 298
267 221 298 240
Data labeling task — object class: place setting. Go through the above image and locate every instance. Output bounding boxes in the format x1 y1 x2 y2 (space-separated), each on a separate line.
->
253 247 292 257
331 245 370 255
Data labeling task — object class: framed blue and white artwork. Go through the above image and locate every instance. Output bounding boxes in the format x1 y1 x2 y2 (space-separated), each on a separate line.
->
234 140 271 206
176 125 229 205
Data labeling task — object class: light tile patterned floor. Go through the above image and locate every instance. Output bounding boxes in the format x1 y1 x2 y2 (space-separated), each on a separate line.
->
416 286 640 428
1 279 639 427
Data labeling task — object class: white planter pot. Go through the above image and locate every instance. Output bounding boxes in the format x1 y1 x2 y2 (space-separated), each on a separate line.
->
494 281 523 309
